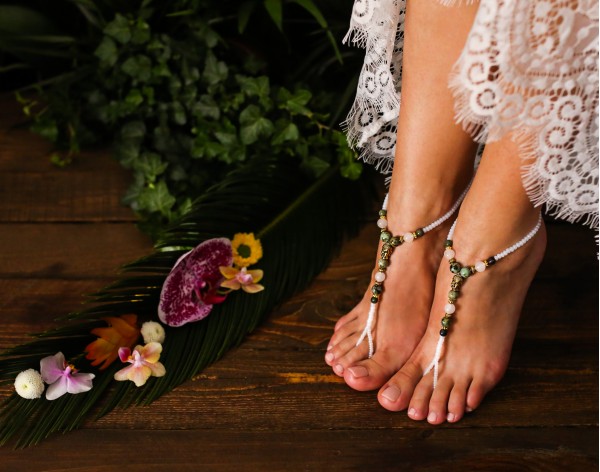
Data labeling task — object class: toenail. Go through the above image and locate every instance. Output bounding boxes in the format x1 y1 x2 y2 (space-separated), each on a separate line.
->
327 344 333 351
447 413 455 422
325 352 334 363
427 412 437 423
466 407 473 413
334 364 344 375
348 366 368 378
408 407 417 418
381 385 400 402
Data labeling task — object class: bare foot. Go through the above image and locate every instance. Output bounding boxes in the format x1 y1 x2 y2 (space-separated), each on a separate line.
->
377 214 546 422
325 209 454 391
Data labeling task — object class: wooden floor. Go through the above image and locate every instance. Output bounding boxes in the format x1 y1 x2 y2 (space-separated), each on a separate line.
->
0 94 598 471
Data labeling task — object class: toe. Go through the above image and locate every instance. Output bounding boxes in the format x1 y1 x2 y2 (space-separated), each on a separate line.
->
466 379 491 413
447 378 470 423
343 356 392 392
378 361 422 412
326 335 360 368
334 311 358 332
407 374 434 421
427 378 453 424
328 318 359 350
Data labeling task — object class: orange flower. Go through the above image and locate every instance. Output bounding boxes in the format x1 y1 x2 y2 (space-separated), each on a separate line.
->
84 315 140 370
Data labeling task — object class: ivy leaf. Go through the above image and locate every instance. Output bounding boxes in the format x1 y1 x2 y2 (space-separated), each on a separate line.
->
137 180 176 216
104 14 131 44
271 122 299 145
134 153 169 183
236 75 270 99
121 55 153 82
120 121 146 141
94 36 118 67
239 105 274 145
203 52 228 85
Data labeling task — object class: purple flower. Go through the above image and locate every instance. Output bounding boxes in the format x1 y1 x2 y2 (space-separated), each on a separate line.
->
40 352 95 401
158 238 233 327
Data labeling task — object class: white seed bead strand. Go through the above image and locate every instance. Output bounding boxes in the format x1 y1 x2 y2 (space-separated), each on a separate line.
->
422 181 472 233
494 214 543 261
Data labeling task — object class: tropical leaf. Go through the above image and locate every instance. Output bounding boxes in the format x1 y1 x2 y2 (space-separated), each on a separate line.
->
0 156 373 447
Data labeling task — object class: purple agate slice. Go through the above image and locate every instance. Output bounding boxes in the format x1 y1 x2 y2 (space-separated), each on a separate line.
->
158 238 233 327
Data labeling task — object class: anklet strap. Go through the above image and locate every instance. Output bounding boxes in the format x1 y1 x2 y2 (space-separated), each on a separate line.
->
425 213 543 389
356 182 472 359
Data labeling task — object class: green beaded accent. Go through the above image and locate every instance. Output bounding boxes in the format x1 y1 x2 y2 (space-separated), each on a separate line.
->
459 267 472 278
441 316 451 329
378 259 389 270
415 228 425 238
450 262 462 274
379 210 387 217
448 290 459 301
390 236 403 247
380 231 392 242
444 240 453 247
372 284 383 295
370 296 379 303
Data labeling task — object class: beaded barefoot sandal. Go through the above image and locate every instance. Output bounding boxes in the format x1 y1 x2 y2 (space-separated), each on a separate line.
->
356 185 472 359
423 213 543 388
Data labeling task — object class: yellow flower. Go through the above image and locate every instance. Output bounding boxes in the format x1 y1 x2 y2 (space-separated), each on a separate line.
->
219 266 265 293
231 233 263 268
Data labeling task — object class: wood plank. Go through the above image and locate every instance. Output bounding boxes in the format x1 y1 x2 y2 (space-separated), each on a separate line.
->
0 428 597 471
0 172 135 222
0 224 153 278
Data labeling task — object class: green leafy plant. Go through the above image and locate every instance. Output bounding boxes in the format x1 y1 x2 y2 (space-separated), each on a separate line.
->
0 0 362 238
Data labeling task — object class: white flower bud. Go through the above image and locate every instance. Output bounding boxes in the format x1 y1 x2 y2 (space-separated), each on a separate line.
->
141 321 166 344
14 369 45 399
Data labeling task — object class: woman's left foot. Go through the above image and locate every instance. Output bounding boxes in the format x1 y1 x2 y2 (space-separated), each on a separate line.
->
377 213 547 424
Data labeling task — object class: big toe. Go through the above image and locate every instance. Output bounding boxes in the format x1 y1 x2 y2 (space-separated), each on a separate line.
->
378 361 423 412
343 358 394 392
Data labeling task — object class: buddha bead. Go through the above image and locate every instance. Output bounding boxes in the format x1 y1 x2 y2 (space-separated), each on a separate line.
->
380 231 392 242
444 303 456 314
374 272 386 283
444 248 456 260
377 218 388 229
448 290 459 301
450 262 462 274
390 236 402 247
475 261 487 273
459 267 472 278
403 232 414 242
415 228 425 238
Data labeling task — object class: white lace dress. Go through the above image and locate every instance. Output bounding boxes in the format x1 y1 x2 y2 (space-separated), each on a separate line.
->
343 0 599 231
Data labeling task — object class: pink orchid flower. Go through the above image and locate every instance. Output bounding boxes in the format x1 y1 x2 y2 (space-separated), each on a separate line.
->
40 352 95 401
114 342 166 387
159 238 233 327
219 266 265 293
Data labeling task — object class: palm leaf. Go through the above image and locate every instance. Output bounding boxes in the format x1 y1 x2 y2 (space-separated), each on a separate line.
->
0 156 373 447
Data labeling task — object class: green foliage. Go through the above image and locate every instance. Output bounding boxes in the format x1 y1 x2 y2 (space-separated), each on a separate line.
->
0 0 360 238
0 156 371 447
